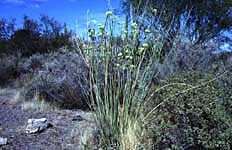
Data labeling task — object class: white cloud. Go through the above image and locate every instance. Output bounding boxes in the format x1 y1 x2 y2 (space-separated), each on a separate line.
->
30 0 47 8
1 0 47 7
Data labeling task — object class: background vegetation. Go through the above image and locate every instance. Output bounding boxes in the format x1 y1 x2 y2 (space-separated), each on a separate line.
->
0 15 73 56
0 0 231 149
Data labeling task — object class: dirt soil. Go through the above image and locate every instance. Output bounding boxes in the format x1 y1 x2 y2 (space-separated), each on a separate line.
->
0 88 97 150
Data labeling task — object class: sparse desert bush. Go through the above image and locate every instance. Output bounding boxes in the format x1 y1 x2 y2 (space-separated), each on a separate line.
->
152 40 230 80
22 97 58 112
0 54 19 86
22 51 90 109
147 72 232 149
17 52 49 74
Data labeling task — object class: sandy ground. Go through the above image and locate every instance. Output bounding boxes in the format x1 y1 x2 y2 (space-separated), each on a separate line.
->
0 88 97 150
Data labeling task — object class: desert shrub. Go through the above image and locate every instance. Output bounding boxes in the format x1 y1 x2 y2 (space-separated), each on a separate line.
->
147 72 232 149
10 29 41 56
17 54 45 74
22 51 90 109
0 54 20 86
151 40 231 81
0 41 9 54
14 53 50 87
217 72 232 115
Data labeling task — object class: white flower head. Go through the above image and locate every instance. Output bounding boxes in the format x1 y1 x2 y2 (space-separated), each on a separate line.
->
152 8 157 15
118 52 123 57
105 11 113 17
145 29 151 33
131 22 138 29
142 43 149 48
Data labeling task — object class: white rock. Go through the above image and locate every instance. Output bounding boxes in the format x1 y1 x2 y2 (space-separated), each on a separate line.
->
0 137 7 146
26 118 49 134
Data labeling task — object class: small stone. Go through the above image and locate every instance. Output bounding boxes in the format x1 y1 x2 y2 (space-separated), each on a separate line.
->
26 118 50 134
9 135 14 139
0 137 7 146
72 115 84 122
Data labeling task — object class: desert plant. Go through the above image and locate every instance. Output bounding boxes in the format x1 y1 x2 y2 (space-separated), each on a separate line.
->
22 52 90 109
146 72 232 149
0 54 20 86
80 8 232 149
81 11 159 149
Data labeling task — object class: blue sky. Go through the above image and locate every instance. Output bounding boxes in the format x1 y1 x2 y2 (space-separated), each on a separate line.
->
0 0 122 36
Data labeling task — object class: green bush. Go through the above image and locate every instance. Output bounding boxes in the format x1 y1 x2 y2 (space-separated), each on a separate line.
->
0 55 19 86
217 73 232 115
147 72 232 149
10 29 41 56
0 41 9 54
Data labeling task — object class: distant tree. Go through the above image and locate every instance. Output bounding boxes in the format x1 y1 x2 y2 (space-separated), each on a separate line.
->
60 23 73 46
23 16 41 33
122 0 232 59
10 29 41 56
40 15 62 38
40 15 72 50
0 15 73 56
0 18 16 54
0 18 15 40
8 16 41 56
